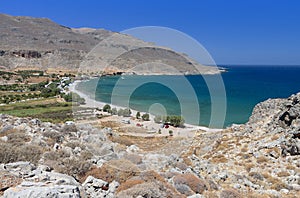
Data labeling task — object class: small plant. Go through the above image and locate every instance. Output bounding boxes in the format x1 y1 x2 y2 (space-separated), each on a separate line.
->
154 115 162 123
111 107 117 115
158 129 162 134
103 104 111 112
136 111 141 119
123 108 132 117
142 113 150 121
169 130 173 136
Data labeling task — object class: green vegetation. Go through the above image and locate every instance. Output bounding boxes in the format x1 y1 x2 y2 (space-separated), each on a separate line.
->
154 115 185 127
142 113 150 121
111 107 117 115
169 130 173 136
62 92 85 104
103 104 111 112
136 111 141 119
117 108 132 117
154 115 162 123
0 98 74 123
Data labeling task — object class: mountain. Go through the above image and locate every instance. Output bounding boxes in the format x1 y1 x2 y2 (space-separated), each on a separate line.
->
0 13 219 75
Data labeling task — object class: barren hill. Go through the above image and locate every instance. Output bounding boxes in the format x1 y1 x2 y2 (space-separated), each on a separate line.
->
0 13 219 75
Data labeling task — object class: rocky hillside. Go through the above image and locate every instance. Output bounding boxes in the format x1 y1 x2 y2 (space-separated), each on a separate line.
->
0 13 219 75
0 93 299 197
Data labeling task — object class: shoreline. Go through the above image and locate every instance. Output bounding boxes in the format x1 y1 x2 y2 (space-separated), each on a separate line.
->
68 80 222 137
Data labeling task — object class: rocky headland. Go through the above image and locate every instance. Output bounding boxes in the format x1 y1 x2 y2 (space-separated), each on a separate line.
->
0 92 299 197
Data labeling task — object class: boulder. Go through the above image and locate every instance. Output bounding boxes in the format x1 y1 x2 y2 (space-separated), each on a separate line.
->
3 182 80 198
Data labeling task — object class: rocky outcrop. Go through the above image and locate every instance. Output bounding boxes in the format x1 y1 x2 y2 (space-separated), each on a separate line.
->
1 93 300 197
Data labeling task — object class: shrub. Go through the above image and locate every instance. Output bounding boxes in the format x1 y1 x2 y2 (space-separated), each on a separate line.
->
117 109 124 116
116 179 144 193
154 115 162 123
173 173 208 194
142 113 150 121
169 130 173 136
0 143 43 164
163 115 185 127
136 112 141 119
111 107 117 115
220 189 242 198
103 104 111 112
123 108 132 117
43 149 91 180
82 159 140 183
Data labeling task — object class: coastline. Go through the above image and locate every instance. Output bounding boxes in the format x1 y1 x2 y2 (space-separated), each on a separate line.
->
68 80 222 137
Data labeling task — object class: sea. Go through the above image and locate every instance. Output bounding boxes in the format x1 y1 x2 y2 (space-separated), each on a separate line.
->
76 65 300 128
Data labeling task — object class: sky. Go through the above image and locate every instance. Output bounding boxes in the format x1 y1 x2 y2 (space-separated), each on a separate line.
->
1 0 300 65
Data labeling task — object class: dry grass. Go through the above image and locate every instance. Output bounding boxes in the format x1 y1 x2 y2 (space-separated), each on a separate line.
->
173 173 208 194
277 171 290 177
116 179 144 193
256 156 269 163
220 188 242 198
211 154 228 163
245 163 255 172
286 164 296 170
43 149 92 180
0 143 43 164
241 146 248 153
81 159 140 183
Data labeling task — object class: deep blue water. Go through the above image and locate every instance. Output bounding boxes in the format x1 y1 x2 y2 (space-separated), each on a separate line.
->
77 66 300 128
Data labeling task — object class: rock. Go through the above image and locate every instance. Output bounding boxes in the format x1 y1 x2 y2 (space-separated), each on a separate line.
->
0 172 23 196
73 146 82 154
187 194 204 198
3 182 80 198
82 176 112 197
4 162 36 177
126 145 140 153
280 188 289 194
0 136 8 142
0 125 13 134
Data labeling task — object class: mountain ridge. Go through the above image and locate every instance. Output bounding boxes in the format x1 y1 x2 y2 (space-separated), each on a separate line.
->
0 13 220 75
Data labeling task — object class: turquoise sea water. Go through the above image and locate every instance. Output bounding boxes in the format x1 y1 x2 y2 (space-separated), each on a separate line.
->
76 66 300 128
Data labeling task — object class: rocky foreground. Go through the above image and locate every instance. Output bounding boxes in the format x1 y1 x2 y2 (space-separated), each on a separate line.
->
0 93 299 197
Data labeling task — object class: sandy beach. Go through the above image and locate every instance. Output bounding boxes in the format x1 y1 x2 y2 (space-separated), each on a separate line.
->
68 80 222 137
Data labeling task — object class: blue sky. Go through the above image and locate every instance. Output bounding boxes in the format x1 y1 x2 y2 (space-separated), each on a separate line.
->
1 0 300 65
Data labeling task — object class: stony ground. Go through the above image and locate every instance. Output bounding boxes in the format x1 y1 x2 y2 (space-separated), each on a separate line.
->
0 93 299 197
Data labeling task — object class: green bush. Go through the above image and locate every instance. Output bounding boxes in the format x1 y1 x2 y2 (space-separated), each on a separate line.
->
163 115 185 127
123 108 132 117
154 115 162 123
111 107 117 115
103 104 111 112
136 112 141 119
142 113 150 121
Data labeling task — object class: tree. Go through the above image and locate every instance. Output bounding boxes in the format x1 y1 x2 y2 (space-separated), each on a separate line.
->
103 104 111 112
142 113 150 121
154 115 162 123
111 107 117 115
123 108 132 117
158 129 162 134
163 115 185 127
117 109 124 116
136 112 141 119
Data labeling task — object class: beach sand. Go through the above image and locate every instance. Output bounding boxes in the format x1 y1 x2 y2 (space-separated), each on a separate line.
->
69 80 222 138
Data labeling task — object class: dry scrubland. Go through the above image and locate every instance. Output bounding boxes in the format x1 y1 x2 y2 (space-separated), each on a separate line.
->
0 92 299 197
